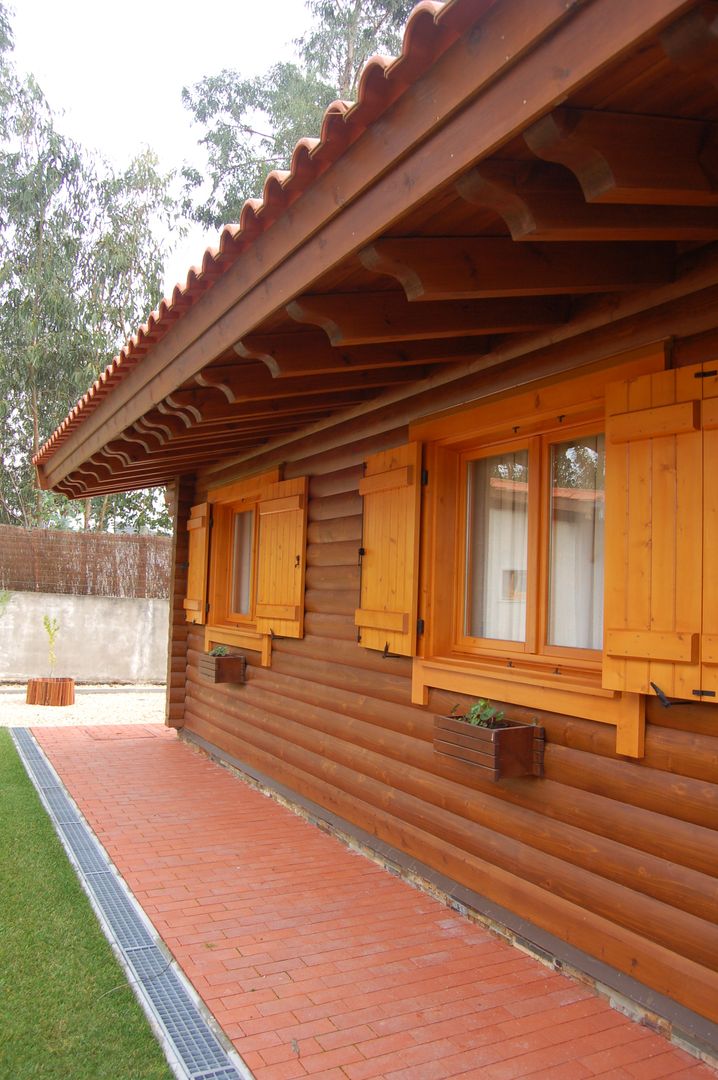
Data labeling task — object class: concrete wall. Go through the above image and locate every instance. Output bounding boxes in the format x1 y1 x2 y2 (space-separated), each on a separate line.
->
0 591 169 682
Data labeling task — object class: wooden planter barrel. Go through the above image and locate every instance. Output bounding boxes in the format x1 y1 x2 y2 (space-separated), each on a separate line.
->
434 714 544 780
26 677 75 707
197 653 247 684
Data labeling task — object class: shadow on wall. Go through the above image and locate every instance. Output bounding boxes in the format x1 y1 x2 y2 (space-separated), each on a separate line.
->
0 591 169 682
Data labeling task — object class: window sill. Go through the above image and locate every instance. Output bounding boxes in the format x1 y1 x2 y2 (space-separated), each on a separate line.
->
412 655 645 758
205 625 272 667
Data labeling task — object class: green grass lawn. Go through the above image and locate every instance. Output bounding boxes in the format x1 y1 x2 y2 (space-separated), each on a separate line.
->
0 729 173 1080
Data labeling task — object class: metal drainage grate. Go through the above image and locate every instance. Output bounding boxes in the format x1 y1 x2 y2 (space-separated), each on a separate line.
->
10 728 249 1080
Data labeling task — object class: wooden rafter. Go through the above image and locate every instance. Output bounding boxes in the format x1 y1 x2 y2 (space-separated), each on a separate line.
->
359 238 675 299
286 292 567 345
233 331 488 377
523 108 718 205
191 362 421 404
456 161 718 241
660 4 718 90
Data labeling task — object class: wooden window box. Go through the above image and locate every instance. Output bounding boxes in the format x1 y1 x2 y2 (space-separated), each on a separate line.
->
197 653 247 685
434 714 544 781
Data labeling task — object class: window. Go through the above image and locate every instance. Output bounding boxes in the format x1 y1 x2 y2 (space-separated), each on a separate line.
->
457 428 605 666
403 347 670 758
184 470 308 665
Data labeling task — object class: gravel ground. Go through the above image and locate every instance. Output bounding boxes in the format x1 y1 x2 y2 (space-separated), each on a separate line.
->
0 684 166 727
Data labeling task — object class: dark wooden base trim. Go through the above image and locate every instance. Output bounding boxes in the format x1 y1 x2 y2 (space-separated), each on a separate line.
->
434 714 545 779
181 727 718 1059
26 677 75 706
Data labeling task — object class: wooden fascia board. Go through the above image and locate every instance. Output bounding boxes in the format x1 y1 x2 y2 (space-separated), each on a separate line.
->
39 0 695 492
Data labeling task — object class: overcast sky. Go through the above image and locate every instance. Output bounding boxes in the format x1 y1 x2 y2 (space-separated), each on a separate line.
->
11 0 312 295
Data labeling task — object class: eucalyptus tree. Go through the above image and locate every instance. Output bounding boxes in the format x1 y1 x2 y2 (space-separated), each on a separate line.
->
0 5 174 532
181 0 414 229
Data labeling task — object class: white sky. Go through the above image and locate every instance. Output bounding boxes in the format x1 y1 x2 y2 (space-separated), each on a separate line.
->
11 0 312 296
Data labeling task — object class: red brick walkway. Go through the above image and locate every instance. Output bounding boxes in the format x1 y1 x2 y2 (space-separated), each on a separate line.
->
34 725 715 1080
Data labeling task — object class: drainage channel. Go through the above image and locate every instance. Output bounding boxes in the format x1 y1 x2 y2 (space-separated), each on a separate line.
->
11 727 251 1080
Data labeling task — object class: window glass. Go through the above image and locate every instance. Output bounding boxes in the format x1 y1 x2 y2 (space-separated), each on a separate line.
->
465 449 529 642
231 509 254 616
547 434 605 649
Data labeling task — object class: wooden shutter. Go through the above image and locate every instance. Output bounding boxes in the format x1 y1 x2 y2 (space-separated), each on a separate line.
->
254 477 308 639
603 366 702 699
184 502 210 625
701 368 718 697
355 442 422 656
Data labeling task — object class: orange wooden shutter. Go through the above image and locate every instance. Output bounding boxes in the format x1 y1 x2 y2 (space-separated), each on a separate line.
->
603 366 702 699
254 477 308 639
701 368 718 697
184 502 210 625
355 442 422 656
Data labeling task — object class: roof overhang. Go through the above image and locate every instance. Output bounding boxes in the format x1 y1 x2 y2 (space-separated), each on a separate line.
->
34 0 718 497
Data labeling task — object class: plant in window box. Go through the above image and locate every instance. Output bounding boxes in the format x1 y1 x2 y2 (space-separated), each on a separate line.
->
26 614 75 706
197 645 247 685
434 698 544 780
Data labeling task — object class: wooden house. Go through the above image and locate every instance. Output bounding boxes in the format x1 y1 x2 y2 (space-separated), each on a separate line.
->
34 0 718 1049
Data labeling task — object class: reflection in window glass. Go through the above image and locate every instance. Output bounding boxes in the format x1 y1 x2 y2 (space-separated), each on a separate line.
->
465 450 529 642
231 509 254 616
548 435 605 649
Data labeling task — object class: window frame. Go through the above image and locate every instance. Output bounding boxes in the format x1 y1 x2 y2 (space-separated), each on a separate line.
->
208 496 261 631
450 418 606 674
409 346 668 758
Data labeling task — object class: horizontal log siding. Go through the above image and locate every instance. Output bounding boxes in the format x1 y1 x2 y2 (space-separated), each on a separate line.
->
183 427 718 1025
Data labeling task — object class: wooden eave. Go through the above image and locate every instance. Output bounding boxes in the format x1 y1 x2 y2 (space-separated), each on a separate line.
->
34 0 718 498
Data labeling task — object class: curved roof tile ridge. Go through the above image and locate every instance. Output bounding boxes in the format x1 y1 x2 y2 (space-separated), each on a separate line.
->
34 0 471 468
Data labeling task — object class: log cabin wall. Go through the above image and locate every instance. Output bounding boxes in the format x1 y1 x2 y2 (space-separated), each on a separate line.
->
180 368 718 1035
165 476 194 728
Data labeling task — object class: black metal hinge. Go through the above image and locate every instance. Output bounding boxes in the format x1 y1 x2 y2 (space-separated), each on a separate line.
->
693 689 716 697
417 618 425 637
421 469 429 486
694 370 717 378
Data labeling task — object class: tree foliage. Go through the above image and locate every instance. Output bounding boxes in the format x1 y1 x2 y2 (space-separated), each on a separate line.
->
0 6 175 533
182 0 415 229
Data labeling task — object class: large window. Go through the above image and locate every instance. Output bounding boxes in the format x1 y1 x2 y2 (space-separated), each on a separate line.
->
458 428 605 665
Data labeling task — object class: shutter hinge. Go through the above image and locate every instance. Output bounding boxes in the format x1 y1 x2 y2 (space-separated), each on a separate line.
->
694 370 717 378
417 618 425 636
205 601 210 615
421 469 429 486
651 681 715 707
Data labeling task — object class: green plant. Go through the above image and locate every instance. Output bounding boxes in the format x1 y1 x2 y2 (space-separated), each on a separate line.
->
43 614 60 674
209 644 229 656
450 698 505 729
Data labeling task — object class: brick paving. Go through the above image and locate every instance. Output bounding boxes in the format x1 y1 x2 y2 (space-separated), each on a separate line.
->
33 724 716 1080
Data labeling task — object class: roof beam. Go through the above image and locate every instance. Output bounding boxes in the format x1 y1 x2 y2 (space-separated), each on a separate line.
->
286 292 566 345
660 3 718 90
524 108 718 205
233 331 488 377
191 362 421 403
359 237 675 299
456 161 718 241
41 0 695 491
